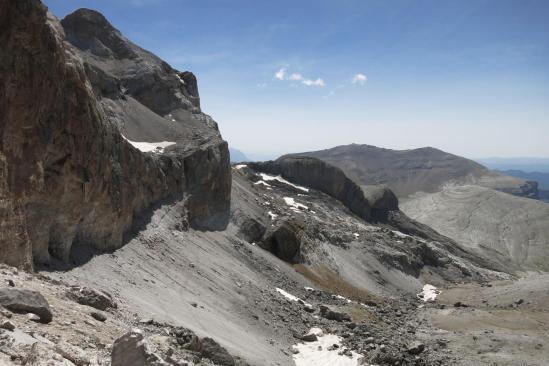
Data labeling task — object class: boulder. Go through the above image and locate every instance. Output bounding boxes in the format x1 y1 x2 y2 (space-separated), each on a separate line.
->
90 311 107 322
319 305 351 322
0 320 15 331
66 286 117 311
111 329 165 366
260 219 305 262
407 341 425 355
201 337 235 366
0 288 52 323
231 210 266 243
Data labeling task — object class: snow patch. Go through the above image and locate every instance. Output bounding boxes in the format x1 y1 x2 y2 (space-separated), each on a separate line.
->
391 230 411 239
333 295 352 303
353 233 360 238
268 211 277 220
418 284 440 302
293 327 362 366
275 288 311 307
235 164 247 170
254 180 272 188
259 173 309 192
122 136 175 153
283 197 308 211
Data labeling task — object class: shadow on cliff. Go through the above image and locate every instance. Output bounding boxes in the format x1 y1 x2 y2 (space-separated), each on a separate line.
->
37 193 217 272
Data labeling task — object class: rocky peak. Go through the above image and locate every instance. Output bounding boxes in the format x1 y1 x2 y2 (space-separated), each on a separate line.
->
61 8 201 115
61 8 137 60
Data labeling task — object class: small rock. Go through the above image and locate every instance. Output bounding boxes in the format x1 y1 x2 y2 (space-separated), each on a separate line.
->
0 320 15 331
190 302 198 308
90 312 107 322
407 341 425 355
454 301 468 308
27 313 41 322
7 280 15 287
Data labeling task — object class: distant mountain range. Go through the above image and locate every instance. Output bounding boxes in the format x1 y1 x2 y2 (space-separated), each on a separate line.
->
478 157 549 173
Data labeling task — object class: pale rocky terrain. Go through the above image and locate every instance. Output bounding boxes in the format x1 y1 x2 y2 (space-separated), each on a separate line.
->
402 186 549 271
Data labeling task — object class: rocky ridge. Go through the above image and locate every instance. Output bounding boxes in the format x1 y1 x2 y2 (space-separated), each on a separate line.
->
296 144 536 199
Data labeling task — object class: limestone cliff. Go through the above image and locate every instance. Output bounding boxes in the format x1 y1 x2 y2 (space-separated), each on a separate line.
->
0 0 230 268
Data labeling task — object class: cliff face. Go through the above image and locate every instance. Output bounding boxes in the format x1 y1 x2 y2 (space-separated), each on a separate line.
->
250 156 398 222
0 1 230 268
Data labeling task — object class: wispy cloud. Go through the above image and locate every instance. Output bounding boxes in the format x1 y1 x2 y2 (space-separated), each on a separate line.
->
352 73 367 85
289 73 303 81
275 68 287 80
302 78 325 87
274 68 325 87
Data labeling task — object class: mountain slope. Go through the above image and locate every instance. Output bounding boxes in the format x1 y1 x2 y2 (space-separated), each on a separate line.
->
297 144 534 198
292 144 548 271
402 185 549 271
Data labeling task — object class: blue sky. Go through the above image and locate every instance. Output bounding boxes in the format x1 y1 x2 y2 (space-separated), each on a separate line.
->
45 0 549 160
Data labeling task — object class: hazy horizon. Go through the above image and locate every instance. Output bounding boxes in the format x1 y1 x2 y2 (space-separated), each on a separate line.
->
45 0 549 159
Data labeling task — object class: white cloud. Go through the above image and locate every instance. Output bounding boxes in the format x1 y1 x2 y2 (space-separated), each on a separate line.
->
302 78 325 87
257 83 268 88
275 68 287 80
352 73 367 85
289 73 303 81
275 68 325 87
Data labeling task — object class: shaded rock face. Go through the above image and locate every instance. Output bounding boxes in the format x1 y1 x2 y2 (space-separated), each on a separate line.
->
498 180 539 200
261 219 305 263
61 8 200 115
249 156 398 222
0 1 230 268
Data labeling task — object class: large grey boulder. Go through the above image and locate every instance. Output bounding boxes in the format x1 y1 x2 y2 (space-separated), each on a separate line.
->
319 305 351 322
66 286 117 311
111 329 165 366
0 288 52 323
260 219 305 263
